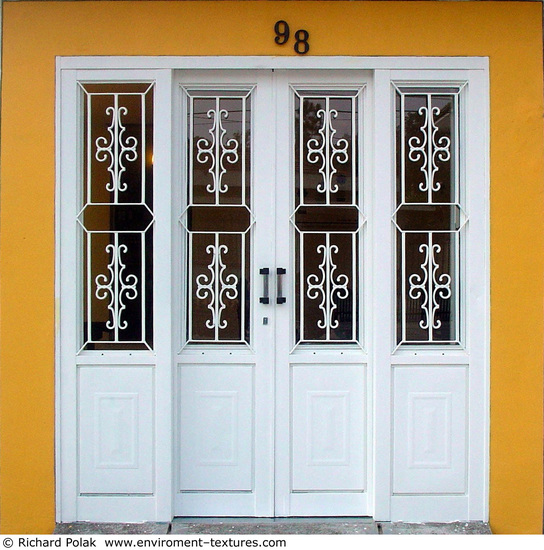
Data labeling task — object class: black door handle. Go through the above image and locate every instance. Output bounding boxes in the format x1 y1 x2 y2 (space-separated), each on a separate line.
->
259 268 270 304
276 268 286 304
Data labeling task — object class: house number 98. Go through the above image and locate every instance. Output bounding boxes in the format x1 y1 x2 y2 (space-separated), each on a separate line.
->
274 20 310 55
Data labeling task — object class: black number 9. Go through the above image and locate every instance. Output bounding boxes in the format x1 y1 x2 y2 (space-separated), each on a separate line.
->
274 20 290 45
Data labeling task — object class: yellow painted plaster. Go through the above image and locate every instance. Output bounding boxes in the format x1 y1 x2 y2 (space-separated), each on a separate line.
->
1 1 543 534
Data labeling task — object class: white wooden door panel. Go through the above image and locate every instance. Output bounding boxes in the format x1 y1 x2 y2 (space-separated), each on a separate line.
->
393 366 467 494
273 71 370 516
175 71 276 516
291 365 366 491
78 367 154 495
178 365 254 491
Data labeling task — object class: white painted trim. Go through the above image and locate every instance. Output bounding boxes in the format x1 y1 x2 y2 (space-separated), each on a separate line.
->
152 69 175 521
58 56 488 72
372 69 394 521
55 56 63 523
57 67 80 522
464 68 490 521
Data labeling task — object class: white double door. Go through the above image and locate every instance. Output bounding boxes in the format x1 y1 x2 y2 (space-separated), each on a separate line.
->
175 71 371 517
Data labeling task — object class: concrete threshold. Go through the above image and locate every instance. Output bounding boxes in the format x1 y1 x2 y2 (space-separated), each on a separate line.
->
54 519 492 535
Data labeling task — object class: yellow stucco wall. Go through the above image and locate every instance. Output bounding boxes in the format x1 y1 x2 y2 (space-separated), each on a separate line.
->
0 0 543 534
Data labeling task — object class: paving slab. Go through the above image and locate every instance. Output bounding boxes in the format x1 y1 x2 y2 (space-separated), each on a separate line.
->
54 522 170 535
378 521 492 535
54 519 492 535
171 517 378 535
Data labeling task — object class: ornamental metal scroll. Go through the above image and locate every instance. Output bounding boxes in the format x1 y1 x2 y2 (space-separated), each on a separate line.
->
394 86 465 345
78 83 155 351
293 89 364 345
182 89 253 344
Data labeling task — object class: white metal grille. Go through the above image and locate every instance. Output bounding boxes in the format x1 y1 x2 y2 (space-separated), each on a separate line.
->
292 89 364 345
182 89 253 344
79 83 155 350
394 86 464 345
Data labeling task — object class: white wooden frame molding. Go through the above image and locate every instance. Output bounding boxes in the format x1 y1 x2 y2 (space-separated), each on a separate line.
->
56 56 489 523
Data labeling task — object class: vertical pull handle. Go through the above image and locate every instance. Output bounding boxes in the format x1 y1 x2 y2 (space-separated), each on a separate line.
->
259 268 270 304
276 268 286 304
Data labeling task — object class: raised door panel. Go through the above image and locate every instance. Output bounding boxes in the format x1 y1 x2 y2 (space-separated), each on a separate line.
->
78 367 154 494
393 366 467 494
291 365 366 491
178 365 254 491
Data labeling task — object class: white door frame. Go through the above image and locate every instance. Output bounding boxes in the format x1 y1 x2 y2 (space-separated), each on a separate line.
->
56 56 489 523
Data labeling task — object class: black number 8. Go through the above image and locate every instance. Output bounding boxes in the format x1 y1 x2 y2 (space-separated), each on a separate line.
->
294 29 310 55
274 20 290 45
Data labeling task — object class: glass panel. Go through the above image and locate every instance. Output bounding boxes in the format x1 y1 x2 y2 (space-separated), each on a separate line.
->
397 232 457 343
189 232 248 342
186 205 251 233
185 89 252 344
294 205 359 232
295 93 357 206
395 204 461 232
293 89 361 345
80 83 154 350
399 94 455 205
296 232 357 342
190 95 250 206
81 204 154 232
395 88 460 345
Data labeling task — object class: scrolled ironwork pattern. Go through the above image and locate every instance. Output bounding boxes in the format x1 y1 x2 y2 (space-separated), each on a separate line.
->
306 103 349 197
195 239 239 339
294 90 361 345
185 90 251 344
306 237 350 340
81 83 154 350
95 240 139 338
408 240 452 333
196 105 240 200
407 102 451 198
95 102 139 199
396 88 459 344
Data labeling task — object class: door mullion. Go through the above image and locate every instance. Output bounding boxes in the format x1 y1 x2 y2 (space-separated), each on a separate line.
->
273 70 293 517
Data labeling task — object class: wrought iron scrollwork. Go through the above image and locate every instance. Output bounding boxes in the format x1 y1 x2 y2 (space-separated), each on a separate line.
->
95 103 138 199
196 106 239 199
195 240 239 338
407 102 451 197
306 238 350 339
307 104 349 197
95 241 139 337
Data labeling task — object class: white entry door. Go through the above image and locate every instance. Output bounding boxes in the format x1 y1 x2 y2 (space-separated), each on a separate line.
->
57 58 488 524
175 70 370 517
